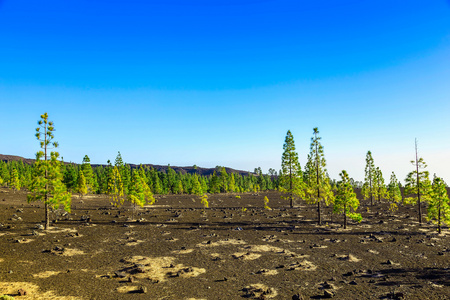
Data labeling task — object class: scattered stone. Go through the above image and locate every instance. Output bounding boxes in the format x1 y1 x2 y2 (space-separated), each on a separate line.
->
292 292 304 300
114 271 127 278
17 288 27 295
54 246 64 252
137 286 147 294
349 280 357 285
35 224 44 230
323 289 335 298
321 282 336 290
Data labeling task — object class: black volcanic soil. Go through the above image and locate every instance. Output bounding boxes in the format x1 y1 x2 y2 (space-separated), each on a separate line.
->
0 188 449 299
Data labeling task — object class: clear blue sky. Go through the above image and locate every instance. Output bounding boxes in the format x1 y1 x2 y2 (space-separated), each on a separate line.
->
1 0 450 182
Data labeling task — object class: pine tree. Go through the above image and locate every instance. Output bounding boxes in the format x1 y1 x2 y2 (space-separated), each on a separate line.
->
28 113 71 229
263 196 271 210
166 165 176 194
81 155 94 193
333 170 362 229
304 127 334 225
428 175 450 233
128 171 155 220
9 166 21 192
387 172 402 211
77 170 88 198
219 167 229 193
115 152 130 194
280 130 305 208
200 194 209 215
228 173 236 193
374 167 387 203
0 161 9 185
191 174 203 195
175 179 184 194
209 171 220 194
63 163 78 191
200 177 208 194
404 140 431 224
108 166 124 207
362 151 377 206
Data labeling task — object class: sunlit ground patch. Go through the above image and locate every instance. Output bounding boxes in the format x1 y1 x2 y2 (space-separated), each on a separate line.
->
0 282 80 299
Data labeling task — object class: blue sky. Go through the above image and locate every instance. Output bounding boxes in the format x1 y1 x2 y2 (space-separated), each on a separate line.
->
1 0 450 182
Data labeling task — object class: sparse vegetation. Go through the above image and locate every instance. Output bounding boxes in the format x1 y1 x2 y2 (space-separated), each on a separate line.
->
263 196 271 210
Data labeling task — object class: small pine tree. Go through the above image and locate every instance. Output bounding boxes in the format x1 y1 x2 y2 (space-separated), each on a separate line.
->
77 170 88 199
128 171 155 220
209 171 220 194
228 173 236 193
175 179 184 194
191 174 203 196
219 167 229 193
81 155 94 193
9 166 21 192
387 172 402 211
428 175 450 233
108 166 124 207
333 170 362 229
200 194 209 216
263 196 271 210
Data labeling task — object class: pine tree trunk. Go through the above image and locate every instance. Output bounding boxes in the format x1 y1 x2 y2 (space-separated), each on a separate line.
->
318 201 321 225
415 140 422 224
344 203 347 229
45 201 49 230
44 128 49 230
289 164 293 208
438 204 441 234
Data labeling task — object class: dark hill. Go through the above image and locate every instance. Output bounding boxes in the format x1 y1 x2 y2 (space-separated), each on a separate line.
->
0 154 253 177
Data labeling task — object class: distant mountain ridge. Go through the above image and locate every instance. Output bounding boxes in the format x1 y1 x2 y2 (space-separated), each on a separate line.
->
0 154 253 177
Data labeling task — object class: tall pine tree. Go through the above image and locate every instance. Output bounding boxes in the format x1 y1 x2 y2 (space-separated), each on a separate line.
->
362 151 376 206
304 127 334 225
404 140 431 224
280 130 305 208
28 113 71 229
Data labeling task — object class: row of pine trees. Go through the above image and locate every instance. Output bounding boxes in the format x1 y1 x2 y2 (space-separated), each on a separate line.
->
0 154 277 196
2 113 449 233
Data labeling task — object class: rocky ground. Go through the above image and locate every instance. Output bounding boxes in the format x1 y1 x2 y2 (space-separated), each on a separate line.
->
0 188 449 299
